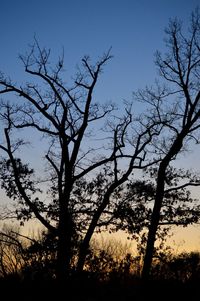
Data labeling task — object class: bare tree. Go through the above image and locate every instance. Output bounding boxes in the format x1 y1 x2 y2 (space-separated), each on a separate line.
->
0 41 161 282
137 8 200 280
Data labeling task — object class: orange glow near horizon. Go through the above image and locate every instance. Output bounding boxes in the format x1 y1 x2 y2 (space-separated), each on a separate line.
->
1 217 200 256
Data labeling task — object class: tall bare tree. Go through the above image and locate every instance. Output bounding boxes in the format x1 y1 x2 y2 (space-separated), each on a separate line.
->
138 8 200 280
0 41 161 282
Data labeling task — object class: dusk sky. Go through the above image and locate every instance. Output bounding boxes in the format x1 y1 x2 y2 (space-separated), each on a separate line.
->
0 0 200 251
0 0 199 103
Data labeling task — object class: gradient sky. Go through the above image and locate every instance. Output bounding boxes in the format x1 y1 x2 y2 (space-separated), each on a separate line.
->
0 0 200 251
0 0 199 103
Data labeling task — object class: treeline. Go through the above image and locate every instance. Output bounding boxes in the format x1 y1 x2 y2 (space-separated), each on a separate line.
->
0 226 199 300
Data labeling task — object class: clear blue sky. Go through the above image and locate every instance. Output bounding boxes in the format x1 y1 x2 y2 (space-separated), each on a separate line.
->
0 0 199 104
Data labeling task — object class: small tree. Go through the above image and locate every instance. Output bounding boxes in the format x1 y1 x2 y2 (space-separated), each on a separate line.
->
0 225 25 278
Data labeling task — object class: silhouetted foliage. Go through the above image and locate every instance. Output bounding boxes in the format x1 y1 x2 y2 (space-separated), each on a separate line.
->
0 230 200 300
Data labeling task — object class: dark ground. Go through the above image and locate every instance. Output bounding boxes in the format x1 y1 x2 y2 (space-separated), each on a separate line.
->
0 277 199 301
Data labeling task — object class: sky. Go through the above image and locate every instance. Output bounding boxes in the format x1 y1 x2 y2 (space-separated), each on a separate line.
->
0 0 199 102
0 0 200 252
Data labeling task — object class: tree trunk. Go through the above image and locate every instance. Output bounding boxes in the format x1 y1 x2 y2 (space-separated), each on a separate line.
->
142 135 184 280
76 212 100 274
141 165 166 280
76 237 90 274
57 231 71 281
76 191 113 274
56 206 73 282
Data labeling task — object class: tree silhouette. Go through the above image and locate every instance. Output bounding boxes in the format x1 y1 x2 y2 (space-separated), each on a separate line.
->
137 8 200 280
0 40 161 283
